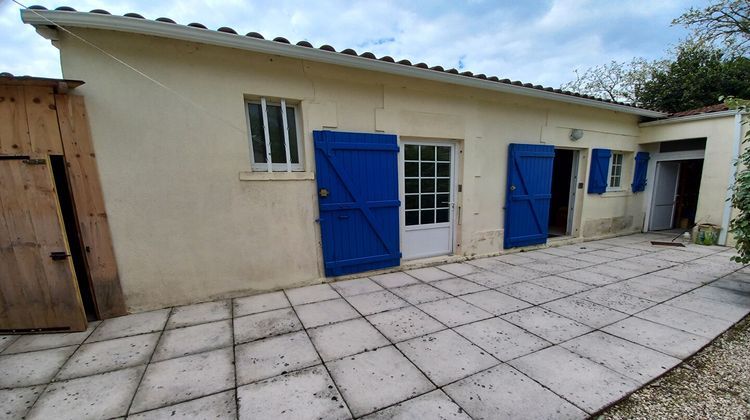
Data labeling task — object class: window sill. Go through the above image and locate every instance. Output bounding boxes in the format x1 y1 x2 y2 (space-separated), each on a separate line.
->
239 171 315 181
602 189 630 197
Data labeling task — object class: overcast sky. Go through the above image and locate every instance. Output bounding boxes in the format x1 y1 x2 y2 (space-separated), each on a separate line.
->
0 0 707 87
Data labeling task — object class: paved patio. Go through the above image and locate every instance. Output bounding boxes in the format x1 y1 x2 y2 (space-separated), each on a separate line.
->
2 233 750 419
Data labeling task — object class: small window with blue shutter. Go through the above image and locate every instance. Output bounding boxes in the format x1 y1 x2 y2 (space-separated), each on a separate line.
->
588 148 611 194
631 152 650 192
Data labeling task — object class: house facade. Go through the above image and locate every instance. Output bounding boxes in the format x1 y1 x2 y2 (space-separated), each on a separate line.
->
19 7 746 312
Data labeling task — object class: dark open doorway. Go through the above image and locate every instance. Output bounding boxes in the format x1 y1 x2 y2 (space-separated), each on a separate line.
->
548 149 576 237
50 155 99 321
675 159 704 229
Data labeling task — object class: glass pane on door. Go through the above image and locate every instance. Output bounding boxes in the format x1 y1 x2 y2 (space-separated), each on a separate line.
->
404 144 452 226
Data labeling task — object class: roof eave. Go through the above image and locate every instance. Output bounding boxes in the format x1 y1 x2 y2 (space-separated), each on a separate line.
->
21 9 666 118
639 110 739 127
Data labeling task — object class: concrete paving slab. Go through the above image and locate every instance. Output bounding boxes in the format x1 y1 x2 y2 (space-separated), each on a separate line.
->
294 298 360 328
567 252 614 264
285 284 340 306
493 253 536 265
530 276 594 295
27 366 144 420
509 346 639 414
496 282 566 305
467 258 514 271
538 247 580 257
235 330 320 385
308 318 390 362
688 285 750 307
166 300 231 329
233 308 302 344
551 257 598 269
397 329 497 386
129 389 236 420
0 346 76 388
558 269 619 286
430 278 487 296
454 317 550 361
57 332 159 380
586 263 644 280
362 389 471 420
0 385 42 419
601 317 709 359
367 306 445 342
86 309 170 343
666 293 750 322
2 321 99 354
405 267 454 282
603 281 681 302
561 331 681 383
130 347 234 413
391 283 451 305
438 263 480 277
635 304 734 339
444 364 587 420
417 297 493 327
331 278 383 297
542 296 629 329
578 288 656 314
461 270 520 288
712 277 750 293
655 266 717 284
233 291 289 317
520 261 572 275
327 346 434 417
370 272 420 288
501 307 592 344
152 320 232 362
521 250 562 261
237 365 349 420
459 290 532 315
628 274 700 293
493 265 548 280
344 290 410 315
0 336 17 353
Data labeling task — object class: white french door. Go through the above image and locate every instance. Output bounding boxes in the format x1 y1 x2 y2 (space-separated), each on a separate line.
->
400 141 456 260
650 161 680 231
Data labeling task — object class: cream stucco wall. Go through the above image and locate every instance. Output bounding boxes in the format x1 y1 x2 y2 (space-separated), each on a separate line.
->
639 115 737 234
56 29 650 311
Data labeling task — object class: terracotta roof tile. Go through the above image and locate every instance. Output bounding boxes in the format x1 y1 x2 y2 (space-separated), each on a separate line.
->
669 103 729 118
23 5 655 111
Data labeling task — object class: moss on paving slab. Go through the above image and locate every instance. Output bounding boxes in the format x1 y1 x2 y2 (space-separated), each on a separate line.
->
598 315 750 420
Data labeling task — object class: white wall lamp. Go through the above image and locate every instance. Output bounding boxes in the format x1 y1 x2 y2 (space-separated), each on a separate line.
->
570 128 584 141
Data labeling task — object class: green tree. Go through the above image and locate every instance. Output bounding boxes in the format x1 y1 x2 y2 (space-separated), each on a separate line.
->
726 97 750 263
674 0 750 57
638 43 750 113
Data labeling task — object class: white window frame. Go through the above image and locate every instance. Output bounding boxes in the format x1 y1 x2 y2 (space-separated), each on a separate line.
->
245 98 304 172
607 152 625 191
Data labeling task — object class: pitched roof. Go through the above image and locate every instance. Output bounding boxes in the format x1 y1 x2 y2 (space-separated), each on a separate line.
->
21 6 666 118
668 103 729 118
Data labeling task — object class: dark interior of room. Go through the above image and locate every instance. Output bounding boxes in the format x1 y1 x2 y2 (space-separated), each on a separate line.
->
548 148 574 237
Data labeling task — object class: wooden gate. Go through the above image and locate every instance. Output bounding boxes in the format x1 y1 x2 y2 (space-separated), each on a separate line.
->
0 76 126 331
0 158 86 331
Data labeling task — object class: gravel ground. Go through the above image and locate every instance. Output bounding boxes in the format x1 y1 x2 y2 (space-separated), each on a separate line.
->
597 315 750 420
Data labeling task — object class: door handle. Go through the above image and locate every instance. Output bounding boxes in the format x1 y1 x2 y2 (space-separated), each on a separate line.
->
319 188 329 198
50 251 70 261
510 185 516 191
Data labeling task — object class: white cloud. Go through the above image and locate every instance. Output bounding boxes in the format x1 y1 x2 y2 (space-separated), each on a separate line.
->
0 0 702 86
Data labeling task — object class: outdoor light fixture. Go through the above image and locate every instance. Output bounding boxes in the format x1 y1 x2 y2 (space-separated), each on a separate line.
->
570 128 584 141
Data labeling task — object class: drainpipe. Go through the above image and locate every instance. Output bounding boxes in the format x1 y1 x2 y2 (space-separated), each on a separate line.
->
719 111 743 245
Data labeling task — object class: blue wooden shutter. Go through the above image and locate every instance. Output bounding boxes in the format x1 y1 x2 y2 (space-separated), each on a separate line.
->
631 152 650 192
588 148 611 194
503 144 555 248
314 130 401 276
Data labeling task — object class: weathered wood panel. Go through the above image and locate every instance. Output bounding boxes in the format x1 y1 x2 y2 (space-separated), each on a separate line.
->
56 94 127 318
0 86 32 155
0 159 87 331
25 86 63 155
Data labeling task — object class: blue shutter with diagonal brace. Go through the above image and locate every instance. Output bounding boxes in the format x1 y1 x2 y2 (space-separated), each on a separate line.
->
588 148 611 194
314 130 401 276
503 143 555 248
631 152 650 192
